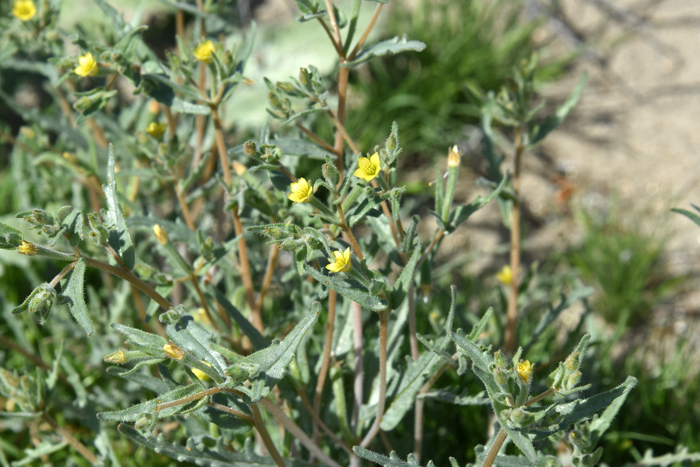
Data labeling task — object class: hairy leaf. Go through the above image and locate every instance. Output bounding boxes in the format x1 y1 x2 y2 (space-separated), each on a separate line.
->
304 264 388 312
103 145 135 269
344 36 427 68
60 258 93 336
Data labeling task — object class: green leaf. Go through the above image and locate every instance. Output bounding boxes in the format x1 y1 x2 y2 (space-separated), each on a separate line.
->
165 316 227 379
170 98 211 115
112 323 168 352
118 425 312 466
230 304 320 403
97 383 202 422
672 205 700 227
352 447 429 467
448 172 509 232
343 36 427 68
421 388 490 406
532 376 638 439
304 264 388 312
60 208 84 247
501 424 537 462
0 221 23 249
103 145 135 270
529 72 587 146
59 258 93 336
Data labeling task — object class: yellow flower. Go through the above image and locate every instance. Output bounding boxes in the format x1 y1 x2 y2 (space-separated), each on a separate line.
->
288 177 313 203
152 224 169 245
74 52 98 77
496 265 513 286
353 152 382 182
145 122 167 140
104 350 127 364
193 40 216 64
17 240 38 256
326 247 351 273
163 342 185 361
12 0 36 21
191 361 212 381
516 360 533 384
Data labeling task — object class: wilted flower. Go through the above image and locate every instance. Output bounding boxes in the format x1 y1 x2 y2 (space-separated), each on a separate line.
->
353 153 381 182
17 240 38 256
74 52 98 77
163 342 185 361
326 247 351 273
288 178 313 203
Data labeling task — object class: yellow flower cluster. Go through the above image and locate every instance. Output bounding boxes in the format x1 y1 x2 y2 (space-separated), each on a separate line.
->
12 0 36 21
74 52 98 77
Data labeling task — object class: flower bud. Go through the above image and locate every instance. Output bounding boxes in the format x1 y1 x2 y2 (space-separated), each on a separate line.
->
134 414 152 431
322 159 339 186
386 133 397 152
277 82 294 94
159 309 181 325
494 350 508 369
494 368 508 386
265 227 282 239
163 342 185 361
564 352 579 371
28 284 56 323
153 224 169 245
280 239 297 251
232 161 247 176
243 140 257 156
299 67 310 86
567 370 582 388
104 350 127 364
447 145 461 168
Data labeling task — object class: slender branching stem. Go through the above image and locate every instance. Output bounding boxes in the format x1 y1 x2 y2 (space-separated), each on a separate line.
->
176 190 196 231
360 307 390 448
155 387 223 411
43 413 97 466
296 121 339 156
259 398 344 467
164 106 177 141
278 165 297 183
525 387 555 407
50 262 77 287
504 126 525 354
328 110 360 155
351 301 363 433
250 403 287 467
232 209 262 332
0 336 65 382
348 3 383 60
313 289 337 446
481 428 508 467
83 256 172 311
323 0 343 49
295 387 352 454
208 402 253 424
337 204 364 260
418 228 445 267
256 244 279 313
211 105 232 185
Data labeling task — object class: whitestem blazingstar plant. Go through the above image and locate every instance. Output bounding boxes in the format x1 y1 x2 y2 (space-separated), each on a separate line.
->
2 1 696 467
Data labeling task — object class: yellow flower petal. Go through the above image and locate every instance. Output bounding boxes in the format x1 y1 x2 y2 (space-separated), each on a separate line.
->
288 177 313 203
326 247 351 273
353 153 381 182
12 0 36 21
74 52 98 77
146 122 167 140
193 40 216 64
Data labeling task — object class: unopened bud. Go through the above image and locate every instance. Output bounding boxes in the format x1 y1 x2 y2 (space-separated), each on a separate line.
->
147 99 161 114
134 414 151 431
265 227 282 239
322 160 339 185
243 140 256 156
280 239 297 251
564 352 579 371
494 350 508 369
28 284 56 322
447 145 461 168
299 67 309 86
104 350 127 364
567 370 582 388
232 161 247 175
494 368 508 385
163 342 185 360
153 224 169 245
277 82 294 93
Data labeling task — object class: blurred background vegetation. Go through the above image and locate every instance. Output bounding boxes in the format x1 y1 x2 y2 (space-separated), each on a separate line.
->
1 0 698 465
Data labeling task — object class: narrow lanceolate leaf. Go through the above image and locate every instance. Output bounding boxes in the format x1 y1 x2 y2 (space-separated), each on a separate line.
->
118 425 314 466
111 323 168 352
448 172 509 232
450 332 492 372
230 304 321 403
529 72 587 146
103 145 135 269
532 376 638 439
165 316 227 377
672 205 700 227
389 244 422 310
381 286 456 431
501 423 537 462
60 258 93 336
343 36 427 68
352 447 426 467
304 264 388 312
97 383 202 422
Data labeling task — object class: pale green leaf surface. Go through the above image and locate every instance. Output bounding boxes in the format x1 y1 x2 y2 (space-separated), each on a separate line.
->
103 145 135 269
60 258 93 336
